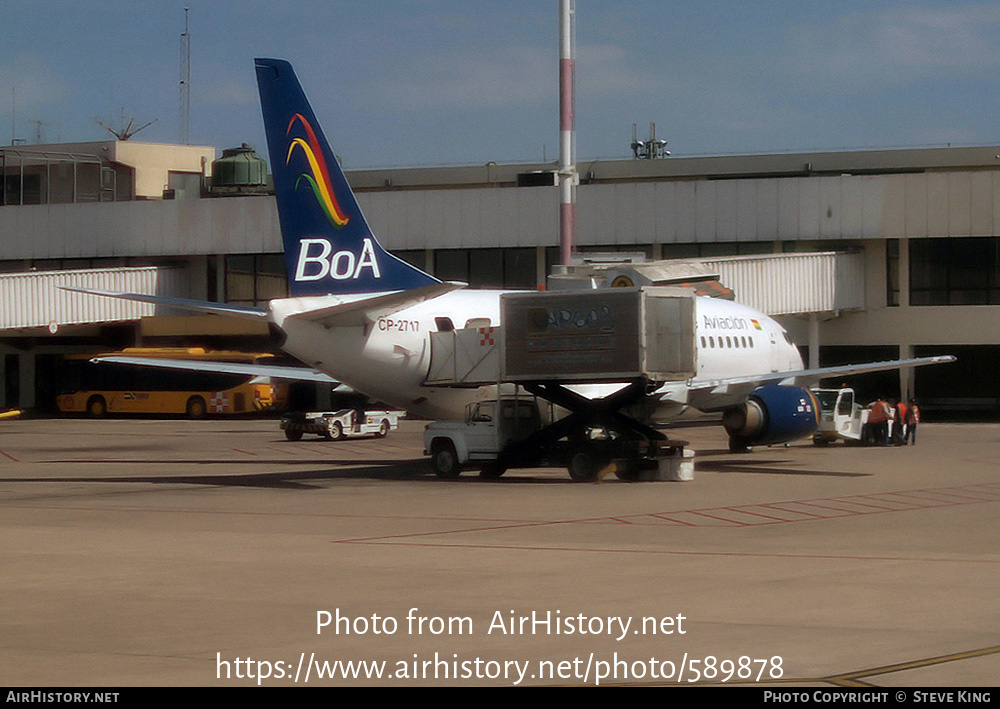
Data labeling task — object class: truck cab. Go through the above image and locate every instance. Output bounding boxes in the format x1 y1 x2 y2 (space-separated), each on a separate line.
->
424 397 542 478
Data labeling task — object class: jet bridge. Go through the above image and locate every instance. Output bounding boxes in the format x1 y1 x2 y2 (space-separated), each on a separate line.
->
425 287 698 481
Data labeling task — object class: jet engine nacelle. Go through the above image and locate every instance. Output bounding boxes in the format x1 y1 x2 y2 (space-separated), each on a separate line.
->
722 384 819 451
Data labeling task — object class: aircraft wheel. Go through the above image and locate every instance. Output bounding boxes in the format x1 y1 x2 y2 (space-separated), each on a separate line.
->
87 395 107 418
376 419 390 438
327 419 343 441
186 396 207 419
431 441 461 479
567 448 601 482
728 436 751 453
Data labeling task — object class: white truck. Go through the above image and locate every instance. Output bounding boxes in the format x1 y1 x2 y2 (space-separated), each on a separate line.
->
811 388 874 445
282 409 402 441
424 397 544 479
423 395 684 481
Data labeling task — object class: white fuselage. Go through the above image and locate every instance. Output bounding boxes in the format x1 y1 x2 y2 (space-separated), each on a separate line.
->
269 291 803 421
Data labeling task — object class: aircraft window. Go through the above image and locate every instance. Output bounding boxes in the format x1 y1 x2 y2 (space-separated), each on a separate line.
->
435 317 455 332
741 336 747 348
749 338 754 348
726 336 732 348
709 336 715 348
701 336 706 348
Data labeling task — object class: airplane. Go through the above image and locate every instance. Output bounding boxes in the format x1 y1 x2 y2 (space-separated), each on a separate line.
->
65 58 954 469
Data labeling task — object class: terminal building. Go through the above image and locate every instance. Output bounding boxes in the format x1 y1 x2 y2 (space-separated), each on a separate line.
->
2 139 998 416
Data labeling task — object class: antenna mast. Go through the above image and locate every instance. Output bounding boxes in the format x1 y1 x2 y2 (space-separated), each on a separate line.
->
179 7 191 144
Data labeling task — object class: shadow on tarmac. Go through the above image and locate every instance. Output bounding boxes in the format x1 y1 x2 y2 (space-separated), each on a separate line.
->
695 452 870 477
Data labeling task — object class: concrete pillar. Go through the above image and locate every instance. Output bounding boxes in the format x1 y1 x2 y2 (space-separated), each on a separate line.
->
808 313 820 369
651 243 662 261
19 353 35 409
898 239 911 399
216 254 226 303
0 354 6 409
536 246 547 288
899 344 914 401
425 248 435 278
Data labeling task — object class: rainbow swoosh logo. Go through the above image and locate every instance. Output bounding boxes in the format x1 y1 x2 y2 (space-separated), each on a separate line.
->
286 113 350 229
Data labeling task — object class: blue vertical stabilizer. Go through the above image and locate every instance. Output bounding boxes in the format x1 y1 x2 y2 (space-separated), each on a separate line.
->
254 58 439 296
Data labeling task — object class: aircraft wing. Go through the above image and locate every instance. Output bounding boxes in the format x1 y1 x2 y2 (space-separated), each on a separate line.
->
60 287 268 319
664 355 956 411
92 355 341 384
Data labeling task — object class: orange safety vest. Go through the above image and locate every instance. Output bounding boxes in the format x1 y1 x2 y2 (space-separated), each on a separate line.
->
868 400 890 423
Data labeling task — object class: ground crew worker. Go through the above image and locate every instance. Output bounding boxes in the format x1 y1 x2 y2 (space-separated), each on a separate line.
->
905 399 920 445
868 398 891 445
896 399 908 444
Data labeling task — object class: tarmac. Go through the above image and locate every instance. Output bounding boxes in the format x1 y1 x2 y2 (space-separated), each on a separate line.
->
1 417 997 686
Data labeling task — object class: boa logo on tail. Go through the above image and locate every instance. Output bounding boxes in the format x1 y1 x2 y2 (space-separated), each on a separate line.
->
286 113 350 229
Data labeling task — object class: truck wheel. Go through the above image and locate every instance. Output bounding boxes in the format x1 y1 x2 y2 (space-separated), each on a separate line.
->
327 419 343 441
87 395 107 418
284 428 303 441
567 448 600 482
431 441 461 479
613 457 641 481
480 462 507 479
376 419 390 438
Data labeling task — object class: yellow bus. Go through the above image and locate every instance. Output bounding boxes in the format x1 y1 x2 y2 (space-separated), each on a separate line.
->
57 348 289 418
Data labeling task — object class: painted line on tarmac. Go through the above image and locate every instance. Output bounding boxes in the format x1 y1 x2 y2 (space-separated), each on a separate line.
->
335 538 1000 565
825 644 1000 687
332 482 1000 546
0 449 19 462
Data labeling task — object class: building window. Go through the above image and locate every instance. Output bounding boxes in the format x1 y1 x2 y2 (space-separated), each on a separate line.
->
910 237 1000 306
435 248 537 289
226 253 288 306
391 250 427 272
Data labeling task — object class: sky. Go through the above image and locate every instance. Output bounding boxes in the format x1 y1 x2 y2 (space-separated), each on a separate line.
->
3 1 1000 169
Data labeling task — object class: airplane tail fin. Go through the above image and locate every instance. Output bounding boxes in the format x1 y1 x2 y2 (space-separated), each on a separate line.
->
254 58 439 296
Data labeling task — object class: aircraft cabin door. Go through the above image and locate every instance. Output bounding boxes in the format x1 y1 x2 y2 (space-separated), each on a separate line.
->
768 329 782 372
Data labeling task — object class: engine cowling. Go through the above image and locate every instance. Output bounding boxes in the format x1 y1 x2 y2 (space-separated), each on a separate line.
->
722 384 820 450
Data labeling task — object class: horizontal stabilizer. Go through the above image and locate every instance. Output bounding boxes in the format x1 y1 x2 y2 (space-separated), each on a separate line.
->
92 356 340 384
60 287 268 319
278 281 466 328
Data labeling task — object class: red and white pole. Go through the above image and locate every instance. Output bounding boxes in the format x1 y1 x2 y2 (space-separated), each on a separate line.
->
558 0 577 266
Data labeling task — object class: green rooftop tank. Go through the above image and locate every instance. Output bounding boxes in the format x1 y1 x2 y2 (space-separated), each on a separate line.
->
211 143 267 190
